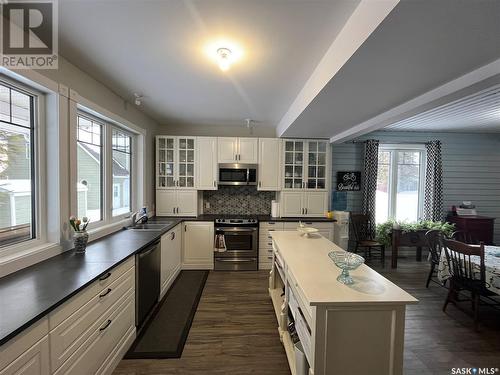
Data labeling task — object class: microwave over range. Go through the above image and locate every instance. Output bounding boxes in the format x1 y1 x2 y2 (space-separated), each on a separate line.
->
218 163 257 186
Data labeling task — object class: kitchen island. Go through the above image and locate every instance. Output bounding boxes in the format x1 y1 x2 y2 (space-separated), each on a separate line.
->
269 231 417 375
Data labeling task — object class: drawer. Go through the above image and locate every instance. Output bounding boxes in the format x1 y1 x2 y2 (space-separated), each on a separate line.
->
259 247 274 256
54 291 135 375
259 238 274 248
49 267 135 371
258 262 272 270
259 254 274 263
259 222 284 230
49 257 134 330
287 270 312 326
294 300 313 365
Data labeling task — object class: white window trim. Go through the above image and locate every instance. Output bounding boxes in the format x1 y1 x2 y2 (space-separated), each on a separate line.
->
70 91 146 240
379 144 426 222
0 76 52 259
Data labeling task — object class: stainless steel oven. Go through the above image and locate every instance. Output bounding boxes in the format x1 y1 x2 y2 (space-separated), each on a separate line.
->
218 164 257 186
214 218 258 270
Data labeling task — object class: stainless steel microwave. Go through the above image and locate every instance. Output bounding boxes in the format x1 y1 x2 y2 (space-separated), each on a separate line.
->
218 164 257 186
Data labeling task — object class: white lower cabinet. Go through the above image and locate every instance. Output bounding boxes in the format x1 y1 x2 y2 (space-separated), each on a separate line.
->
182 221 214 269
50 258 135 375
279 191 328 217
156 189 198 216
0 319 50 375
160 224 182 299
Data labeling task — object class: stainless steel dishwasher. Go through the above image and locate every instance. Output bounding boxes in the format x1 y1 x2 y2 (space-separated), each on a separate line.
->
135 240 160 328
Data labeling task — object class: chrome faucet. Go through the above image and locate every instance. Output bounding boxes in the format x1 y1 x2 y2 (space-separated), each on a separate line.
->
131 210 147 225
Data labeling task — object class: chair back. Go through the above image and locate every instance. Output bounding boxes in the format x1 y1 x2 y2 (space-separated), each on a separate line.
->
451 230 477 244
425 229 443 264
350 213 374 241
443 239 486 284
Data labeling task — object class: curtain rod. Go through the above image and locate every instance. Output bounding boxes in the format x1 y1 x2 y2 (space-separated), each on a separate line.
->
349 140 430 144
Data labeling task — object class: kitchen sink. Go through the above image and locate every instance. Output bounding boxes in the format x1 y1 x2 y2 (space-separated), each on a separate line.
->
128 222 173 231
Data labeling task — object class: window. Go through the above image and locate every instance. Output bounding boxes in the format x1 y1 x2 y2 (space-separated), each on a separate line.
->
111 128 131 216
76 111 133 227
77 115 103 222
376 145 425 223
0 82 35 247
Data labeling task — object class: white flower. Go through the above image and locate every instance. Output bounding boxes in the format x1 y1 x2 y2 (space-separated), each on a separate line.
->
69 216 76 221
82 217 88 222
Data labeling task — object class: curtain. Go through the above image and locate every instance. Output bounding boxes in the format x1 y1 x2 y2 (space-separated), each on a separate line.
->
423 140 443 221
361 139 379 235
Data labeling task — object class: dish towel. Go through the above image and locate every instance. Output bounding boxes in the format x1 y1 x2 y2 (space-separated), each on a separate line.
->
214 234 226 252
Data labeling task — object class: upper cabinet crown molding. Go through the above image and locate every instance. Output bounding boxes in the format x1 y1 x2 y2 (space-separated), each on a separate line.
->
217 137 258 164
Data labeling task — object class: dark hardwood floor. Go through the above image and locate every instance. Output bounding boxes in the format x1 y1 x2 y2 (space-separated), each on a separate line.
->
114 253 500 375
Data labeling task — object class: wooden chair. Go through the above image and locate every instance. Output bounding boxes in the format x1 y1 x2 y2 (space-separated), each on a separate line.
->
350 213 385 265
424 229 444 288
442 239 495 331
451 230 477 245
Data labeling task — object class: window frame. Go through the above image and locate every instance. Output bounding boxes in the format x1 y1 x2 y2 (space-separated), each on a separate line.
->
377 144 426 223
0 76 46 254
75 109 135 230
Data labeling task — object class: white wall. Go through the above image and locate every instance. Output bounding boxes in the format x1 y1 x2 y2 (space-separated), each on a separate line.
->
157 123 276 137
36 56 160 212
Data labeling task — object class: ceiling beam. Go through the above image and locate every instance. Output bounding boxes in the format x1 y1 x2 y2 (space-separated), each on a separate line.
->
276 0 399 137
329 58 500 143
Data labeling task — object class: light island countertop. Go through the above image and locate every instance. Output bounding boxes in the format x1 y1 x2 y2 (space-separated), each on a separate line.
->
271 231 418 306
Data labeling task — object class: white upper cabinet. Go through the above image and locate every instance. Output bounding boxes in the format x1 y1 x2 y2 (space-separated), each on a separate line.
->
258 138 281 191
217 137 258 164
238 138 258 163
196 137 217 190
282 139 329 191
156 136 196 190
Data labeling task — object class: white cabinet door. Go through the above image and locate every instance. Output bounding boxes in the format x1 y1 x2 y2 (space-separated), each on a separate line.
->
160 224 182 299
258 138 280 191
176 137 196 189
281 192 304 217
238 137 258 163
196 137 218 190
156 190 177 215
156 136 176 189
218 137 237 163
0 337 50 375
176 190 198 216
304 192 328 217
183 221 214 269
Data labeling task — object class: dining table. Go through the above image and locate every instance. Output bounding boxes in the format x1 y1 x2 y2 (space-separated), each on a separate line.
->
437 245 500 295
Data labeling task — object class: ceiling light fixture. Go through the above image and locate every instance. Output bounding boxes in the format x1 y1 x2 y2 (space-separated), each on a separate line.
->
204 40 243 72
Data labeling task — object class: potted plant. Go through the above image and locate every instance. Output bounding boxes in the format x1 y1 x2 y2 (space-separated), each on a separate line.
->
376 219 455 247
69 216 90 253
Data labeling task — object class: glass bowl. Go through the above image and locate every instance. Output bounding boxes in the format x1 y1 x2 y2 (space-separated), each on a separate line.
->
328 251 365 285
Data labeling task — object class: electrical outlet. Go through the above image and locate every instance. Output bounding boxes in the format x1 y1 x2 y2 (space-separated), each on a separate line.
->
205 202 210 209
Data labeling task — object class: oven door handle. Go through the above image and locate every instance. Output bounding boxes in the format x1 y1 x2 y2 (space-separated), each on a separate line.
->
215 227 257 232
215 258 256 263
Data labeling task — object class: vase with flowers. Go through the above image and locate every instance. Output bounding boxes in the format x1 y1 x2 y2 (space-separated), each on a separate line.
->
70 216 90 253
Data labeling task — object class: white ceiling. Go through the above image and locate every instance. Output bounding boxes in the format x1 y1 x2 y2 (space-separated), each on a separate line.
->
384 84 500 133
280 0 500 139
58 0 360 128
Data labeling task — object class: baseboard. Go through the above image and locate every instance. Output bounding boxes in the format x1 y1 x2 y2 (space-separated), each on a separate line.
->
182 263 213 270
99 325 136 375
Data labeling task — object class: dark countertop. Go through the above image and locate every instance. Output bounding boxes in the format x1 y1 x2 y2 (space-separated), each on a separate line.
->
0 218 182 347
0 214 335 347
156 214 336 223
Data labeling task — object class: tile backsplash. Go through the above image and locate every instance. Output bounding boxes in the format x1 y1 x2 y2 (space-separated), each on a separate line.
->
202 186 276 215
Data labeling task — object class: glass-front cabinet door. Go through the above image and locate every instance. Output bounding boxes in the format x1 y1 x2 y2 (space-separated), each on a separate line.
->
282 139 329 191
157 136 176 189
306 140 328 190
283 140 305 189
177 137 196 188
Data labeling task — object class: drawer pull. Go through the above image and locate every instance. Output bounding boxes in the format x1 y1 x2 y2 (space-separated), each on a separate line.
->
99 288 112 298
304 222 313 225
267 256 273 260
267 242 272 246
99 319 112 331
99 272 111 281
267 249 273 253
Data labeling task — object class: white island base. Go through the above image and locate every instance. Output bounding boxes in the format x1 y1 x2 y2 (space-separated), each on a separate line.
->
269 231 417 375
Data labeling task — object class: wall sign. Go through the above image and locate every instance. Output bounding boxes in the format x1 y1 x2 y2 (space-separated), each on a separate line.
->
337 171 361 191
